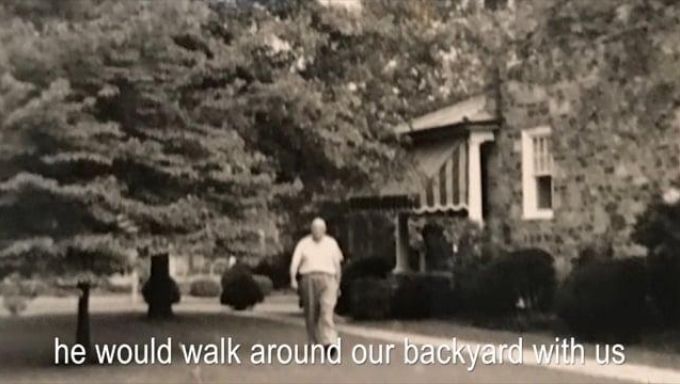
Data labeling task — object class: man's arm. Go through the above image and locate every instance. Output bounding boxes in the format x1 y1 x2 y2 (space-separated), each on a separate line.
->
289 241 303 290
334 240 344 283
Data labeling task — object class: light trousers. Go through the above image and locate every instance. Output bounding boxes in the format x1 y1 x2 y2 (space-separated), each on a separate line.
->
299 272 338 345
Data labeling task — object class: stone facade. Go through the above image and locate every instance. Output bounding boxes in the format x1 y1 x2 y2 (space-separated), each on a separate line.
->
484 77 680 267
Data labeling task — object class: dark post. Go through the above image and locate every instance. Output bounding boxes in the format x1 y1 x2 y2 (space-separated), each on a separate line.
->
75 281 91 356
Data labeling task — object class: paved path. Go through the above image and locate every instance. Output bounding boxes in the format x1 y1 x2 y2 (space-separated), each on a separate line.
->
1 294 678 383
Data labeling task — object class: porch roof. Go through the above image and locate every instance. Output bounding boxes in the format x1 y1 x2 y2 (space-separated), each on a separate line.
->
394 94 497 135
349 93 498 213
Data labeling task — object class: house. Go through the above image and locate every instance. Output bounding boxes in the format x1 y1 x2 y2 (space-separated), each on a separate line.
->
337 77 680 275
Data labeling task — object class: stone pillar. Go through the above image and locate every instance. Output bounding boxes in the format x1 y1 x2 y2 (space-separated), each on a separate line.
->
468 130 495 225
393 213 411 273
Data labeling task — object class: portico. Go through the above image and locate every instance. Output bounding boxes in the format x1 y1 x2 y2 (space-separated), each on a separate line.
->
348 94 499 274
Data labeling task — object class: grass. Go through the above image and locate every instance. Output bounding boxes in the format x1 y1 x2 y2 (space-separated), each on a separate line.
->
0 295 627 384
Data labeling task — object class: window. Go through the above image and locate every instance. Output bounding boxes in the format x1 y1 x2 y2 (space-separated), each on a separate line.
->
522 127 554 220
464 0 515 11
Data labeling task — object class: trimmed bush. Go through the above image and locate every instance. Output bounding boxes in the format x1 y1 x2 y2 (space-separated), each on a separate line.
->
189 277 221 297
556 258 647 341
633 195 680 325
220 264 264 310
142 277 181 317
142 255 181 319
507 248 556 312
349 277 392 320
391 273 454 319
647 247 680 325
252 274 274 297
459 248 556 315
336 256 394 315
253 253 292 290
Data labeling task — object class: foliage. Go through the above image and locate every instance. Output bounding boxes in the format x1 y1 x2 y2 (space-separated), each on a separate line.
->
574 236 615 268
457 248 555 315
0 274 40 316
189 276 221 298
141 276 181 317
335 256 394 315
505 249 556 312
633 193 680 324
556 258 648 341
252 274 274 297
220 264 263 310
252 253 291 290
348 277 392 320
2 294 28 316
390 273 455 319
0 0 502 280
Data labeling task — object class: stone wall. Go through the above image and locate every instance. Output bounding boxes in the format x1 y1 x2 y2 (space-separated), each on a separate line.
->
485 76 680 267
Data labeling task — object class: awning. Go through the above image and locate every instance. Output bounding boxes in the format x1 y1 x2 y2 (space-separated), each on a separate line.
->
414 139 468 213
349 137 468 213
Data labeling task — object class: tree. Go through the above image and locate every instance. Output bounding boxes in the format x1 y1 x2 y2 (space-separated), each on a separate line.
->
0 0 508 352
0 0 280 352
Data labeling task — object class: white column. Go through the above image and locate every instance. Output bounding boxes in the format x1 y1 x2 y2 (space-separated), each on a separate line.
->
468 130 495 225
393 213 411 274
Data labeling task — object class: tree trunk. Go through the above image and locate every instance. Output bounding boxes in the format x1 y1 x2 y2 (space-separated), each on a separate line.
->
75 282 91 358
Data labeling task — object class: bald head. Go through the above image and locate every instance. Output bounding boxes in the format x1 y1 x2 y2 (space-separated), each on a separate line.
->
310 217 327 241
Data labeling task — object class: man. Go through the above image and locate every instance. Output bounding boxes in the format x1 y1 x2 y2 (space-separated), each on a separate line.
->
290 217 343 352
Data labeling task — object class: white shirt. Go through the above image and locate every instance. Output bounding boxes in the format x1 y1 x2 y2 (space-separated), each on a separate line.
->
290 235 343 276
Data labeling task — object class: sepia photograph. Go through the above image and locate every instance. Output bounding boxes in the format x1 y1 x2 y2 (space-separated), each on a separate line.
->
1 0 680 383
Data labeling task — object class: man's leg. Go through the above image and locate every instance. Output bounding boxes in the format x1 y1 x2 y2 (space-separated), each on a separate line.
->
316 274 339 346
300 275 318 344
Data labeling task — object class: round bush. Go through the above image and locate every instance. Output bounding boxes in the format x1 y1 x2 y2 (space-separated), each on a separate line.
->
349 277 392 320
142 276 181 315
220 264 264 310
3 295 28 316
189 277 221 298
556 258 647 341
336 256 394 315
252 274 273 297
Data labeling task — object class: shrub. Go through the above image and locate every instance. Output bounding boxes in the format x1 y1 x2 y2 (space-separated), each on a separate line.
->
391 273 454 319
253 253 292 290
336 256 394 315
507 248 557 312
349 277 392 320
189 277 221 297
220 264 264 310
556 258 647 341
252 274 274 297
459 248 556 315
142 276 181 316
647 247 680 325
467 258 518 315
633 195 680 324
3 295 28 316
575 238 614 267
211 258 230 276
142 254 181 318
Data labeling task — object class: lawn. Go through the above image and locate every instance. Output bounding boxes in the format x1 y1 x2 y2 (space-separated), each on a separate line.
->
0 295 625 384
